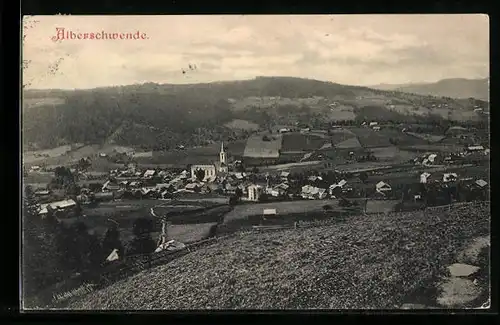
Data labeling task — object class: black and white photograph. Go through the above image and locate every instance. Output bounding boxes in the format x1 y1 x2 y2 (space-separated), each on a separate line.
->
21 14 490 310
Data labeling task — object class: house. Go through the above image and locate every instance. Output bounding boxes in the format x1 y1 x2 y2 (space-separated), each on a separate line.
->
467 145 485 152
301 185 327 199
443 173 458 183
428 154 438 164
280 171 290 180
94 192 114 202
129 181 141 188
329 179 347 195
155 183 170 191
263 209 277 217
420 172 431 184
475 179 488 188
308 175 323 182
29 165 41 172
185 183 201 192
143 170 156 179
234 172 245 180
361 122 367 126
369 122 378 127
375 181 392 194
279 128 291 133
76 193 91 204
372 126 381 131
248 184 264 201
34 189 51 197
99 153 107 158
39 199 77 216
102 180 120 192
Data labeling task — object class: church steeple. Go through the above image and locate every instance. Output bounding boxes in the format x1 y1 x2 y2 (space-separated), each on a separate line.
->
219 141 226 165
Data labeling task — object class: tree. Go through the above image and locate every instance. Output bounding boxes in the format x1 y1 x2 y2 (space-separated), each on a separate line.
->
251 166 259 174
322 204 333 212
78 157 91 171
235 187 244 199
359 171 368 183
229 195 239 206
127 218 156 256
101 225 124 261
194 168 205 182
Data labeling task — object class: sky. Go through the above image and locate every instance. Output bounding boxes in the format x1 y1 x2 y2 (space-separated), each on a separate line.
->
22 14 489 89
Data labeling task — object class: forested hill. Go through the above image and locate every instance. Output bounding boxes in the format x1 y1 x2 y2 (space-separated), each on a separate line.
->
22 76 488 150
371 78 489 102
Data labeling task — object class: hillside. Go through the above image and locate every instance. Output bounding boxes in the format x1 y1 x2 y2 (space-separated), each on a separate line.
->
23 77 488 150
371 78 489 101
67 202 489 310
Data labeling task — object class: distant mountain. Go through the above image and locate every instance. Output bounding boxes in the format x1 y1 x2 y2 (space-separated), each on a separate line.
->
22 76 488 150
370 78 489 101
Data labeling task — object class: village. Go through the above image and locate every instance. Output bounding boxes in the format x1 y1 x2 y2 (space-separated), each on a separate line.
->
26 121 490 222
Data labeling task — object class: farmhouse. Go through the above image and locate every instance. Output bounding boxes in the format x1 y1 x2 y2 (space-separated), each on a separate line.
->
443 173 458 183
185 183 201 192
102 180 120 192
475 179 488 188
263 208 277 218
467 145 485 152
420 172 431 184
39 199 77 216
375 181 392 194
329 179 347 195
143 170 156 179
301 185 328 200
93 192 114 202
280 171 290 180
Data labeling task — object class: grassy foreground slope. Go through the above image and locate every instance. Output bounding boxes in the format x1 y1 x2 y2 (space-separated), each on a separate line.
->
68 202 489 310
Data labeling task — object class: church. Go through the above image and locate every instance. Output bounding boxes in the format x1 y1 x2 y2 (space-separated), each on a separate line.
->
190 142 229 182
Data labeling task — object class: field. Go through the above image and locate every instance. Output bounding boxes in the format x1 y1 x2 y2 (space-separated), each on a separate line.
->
399 144 464 153
405 132 446 143
23 172 55 184
224 119 260 131
328 128 357 145
365 200 400 214
243 134 282 158
349 127 392 148
281 133 328 152
23 144 135 168
324 106 356 121
368 146 419 162
23 97 66 109
334 136 362 149
143 140 247 165
67 202 490 309
74 200 227 244
223 199 341 224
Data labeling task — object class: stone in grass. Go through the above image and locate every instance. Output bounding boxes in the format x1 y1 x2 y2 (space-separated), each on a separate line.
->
448 263 480 277
437 277 482 308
